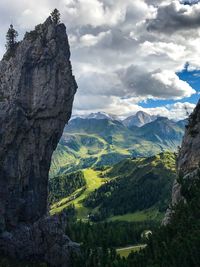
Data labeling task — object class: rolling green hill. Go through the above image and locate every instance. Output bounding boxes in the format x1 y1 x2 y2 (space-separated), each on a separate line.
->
50 152 176 223
50 168 107 219
84 152 176 221
50 116 185 177
48 171 86 204
132 117 184 147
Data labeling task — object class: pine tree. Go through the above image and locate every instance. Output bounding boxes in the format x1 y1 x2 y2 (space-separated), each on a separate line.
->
51 9 61 24
6 24 18 50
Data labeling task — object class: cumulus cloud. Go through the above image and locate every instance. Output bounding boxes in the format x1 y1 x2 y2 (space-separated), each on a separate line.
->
146 102 196 120
72 65 195 114
141 41 186 61
79 31 109 47
0 0 199 120
73 98 195 121
180 0 200 5
147 0 200 34
118 66 195 99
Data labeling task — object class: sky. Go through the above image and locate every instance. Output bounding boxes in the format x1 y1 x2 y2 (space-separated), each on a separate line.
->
0 0 200 120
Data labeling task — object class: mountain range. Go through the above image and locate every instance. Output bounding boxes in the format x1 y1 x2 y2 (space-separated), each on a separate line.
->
50 111 187 177
72 111 157 127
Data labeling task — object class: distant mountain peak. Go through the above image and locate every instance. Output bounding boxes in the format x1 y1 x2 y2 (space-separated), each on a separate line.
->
72 112 119 121
136 110 149 116
123 111 157 128
87 112 118 120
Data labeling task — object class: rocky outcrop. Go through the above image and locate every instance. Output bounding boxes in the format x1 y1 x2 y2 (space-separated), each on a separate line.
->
0 16 77 265
0 214 79 266
177 101 200 175
163 100 200 225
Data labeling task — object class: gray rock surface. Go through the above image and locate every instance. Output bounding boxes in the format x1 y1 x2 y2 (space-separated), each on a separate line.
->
0 214 79 267
123 111 157 128
177 101 200 175
163 100 200 224
0 17 77 265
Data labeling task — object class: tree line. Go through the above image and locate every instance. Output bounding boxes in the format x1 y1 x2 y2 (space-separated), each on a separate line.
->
71 170 200 267
48 171 86 204
66 219 157 248
84 170 174 221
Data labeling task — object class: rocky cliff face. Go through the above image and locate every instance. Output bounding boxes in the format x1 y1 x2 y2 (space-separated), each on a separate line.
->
163 101 200 225
177 101 200 175
0 17 77 266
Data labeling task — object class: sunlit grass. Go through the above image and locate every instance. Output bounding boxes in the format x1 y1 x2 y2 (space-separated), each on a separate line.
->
50 169 107 220
117 244 147 258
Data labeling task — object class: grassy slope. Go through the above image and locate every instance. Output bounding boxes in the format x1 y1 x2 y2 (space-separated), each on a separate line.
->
117 245 147 258
50 169 107 220
83 152 176 220
105 151 176 178
50 133 130 177
51 152 176 223
50 143 78 177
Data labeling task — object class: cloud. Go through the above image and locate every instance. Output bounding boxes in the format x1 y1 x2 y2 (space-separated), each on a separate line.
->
146 102 196 120
72 65 196 107
118 66 195 99
73 94 114 111
147 1 200 34
180 0 200 5
61 0 127 28
141 41 186 61
73 98 196 121
79 31 109 47
0 0 199 120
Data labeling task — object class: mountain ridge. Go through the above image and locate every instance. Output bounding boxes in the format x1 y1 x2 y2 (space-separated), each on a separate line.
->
123 111 157 128
50 113 186 177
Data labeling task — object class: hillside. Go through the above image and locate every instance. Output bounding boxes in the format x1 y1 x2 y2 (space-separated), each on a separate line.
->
48 171 86 204
85 152 176 221
50 168 107 219
50 152 176 223
132 117 184 147
50 114 185 177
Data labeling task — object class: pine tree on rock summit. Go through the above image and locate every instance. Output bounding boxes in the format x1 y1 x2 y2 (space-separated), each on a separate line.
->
51 9 61 24
6 24 18 50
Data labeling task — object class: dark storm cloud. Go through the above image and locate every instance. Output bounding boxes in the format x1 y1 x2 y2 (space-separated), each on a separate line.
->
180 0 200 5
97 28 137 51
147 1 200 34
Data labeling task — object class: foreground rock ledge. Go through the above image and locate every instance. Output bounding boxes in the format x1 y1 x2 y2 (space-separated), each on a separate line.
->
0 214 79 266
0 17 77 266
